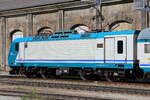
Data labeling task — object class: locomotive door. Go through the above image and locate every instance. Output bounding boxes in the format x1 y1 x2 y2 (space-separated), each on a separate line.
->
115 37 127 63
105 37 115 63
105 37 127 63
19 42 25 61
18 42 28 62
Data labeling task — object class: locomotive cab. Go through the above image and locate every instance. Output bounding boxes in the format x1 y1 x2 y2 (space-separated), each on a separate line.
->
8 38 22 75
8 42 19 67
137 28 150 78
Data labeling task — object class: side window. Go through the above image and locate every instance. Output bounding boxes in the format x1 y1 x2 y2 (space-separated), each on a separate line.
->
24 42 28 48
97 44 103 48
145 44 150 53
117 40 123 54
15 43 19 51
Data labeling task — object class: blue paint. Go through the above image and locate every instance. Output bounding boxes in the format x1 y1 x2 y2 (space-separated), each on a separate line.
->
16 59 136 62
141 68 150 72
8 42 18 66
140 64 150 66
139 64 150 72
137 39 150 42
11 62 134 69
13 30 137 43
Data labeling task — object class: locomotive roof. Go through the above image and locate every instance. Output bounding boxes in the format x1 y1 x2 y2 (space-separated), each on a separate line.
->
13 30 138 43
138 28 150 40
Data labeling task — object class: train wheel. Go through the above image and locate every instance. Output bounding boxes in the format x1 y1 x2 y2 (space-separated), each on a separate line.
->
104 72 121 82
35 71 46 79
44 72 56 79
104 72 111 81
25 73 36 78
104 72 116 82
44 74 51 78
34 73 45 78
79 70 94 80
40 73 46 79
79 70 87 80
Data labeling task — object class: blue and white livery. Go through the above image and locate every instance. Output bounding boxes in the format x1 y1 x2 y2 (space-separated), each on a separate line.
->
8 29 150 80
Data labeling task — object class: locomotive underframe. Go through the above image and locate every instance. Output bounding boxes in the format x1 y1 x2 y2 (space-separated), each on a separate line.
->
9 66 143 81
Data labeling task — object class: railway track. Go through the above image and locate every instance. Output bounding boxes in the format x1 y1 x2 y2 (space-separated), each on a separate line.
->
0 74 25 78
0 89 106 100
0 77 150 96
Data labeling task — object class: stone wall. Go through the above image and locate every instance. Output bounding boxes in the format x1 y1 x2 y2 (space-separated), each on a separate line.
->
64 8 96 30
33 13 58 34
102 3 141 31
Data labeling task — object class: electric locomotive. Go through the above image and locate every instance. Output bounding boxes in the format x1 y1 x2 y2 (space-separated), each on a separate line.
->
8 28 150 81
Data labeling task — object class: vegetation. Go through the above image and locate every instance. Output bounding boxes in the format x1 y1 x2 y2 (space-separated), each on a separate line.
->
21 91 51 100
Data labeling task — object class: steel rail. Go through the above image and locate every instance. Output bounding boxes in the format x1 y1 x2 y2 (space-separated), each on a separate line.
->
0 89 107 100
0 79 149 95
